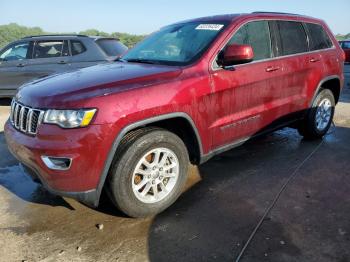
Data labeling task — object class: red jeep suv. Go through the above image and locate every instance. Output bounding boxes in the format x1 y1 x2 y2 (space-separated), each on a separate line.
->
5 12 344 217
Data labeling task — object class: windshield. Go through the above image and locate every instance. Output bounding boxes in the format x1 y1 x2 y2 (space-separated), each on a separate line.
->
122 22 228 66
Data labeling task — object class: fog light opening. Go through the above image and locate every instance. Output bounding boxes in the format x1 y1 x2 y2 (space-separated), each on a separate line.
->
41 156 72 170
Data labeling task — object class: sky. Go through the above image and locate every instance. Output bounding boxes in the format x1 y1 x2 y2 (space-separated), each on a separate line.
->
0 0 349 35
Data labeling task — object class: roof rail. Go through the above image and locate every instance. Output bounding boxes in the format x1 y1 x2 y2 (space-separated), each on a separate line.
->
252 11 301 16
22 34 88 39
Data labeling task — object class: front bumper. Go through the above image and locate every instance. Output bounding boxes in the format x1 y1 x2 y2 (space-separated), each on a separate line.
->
4 120 114 207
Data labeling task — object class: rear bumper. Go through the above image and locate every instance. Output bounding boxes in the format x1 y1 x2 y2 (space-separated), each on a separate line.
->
4 120 115 207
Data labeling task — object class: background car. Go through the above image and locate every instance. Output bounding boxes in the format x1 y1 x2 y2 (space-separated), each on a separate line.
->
339 40 350 63
0 34 128 97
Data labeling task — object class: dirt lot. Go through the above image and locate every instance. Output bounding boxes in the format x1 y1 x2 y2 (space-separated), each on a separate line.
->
0 65 349 262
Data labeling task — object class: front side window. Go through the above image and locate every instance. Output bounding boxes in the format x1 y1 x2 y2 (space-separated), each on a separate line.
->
277 21 308 55
33 40 68 58
228 21 272 61
122 21 228 66
0 42 30 61
305 23 333 51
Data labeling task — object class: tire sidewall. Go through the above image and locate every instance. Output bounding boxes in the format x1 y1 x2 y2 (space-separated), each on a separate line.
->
109 130 189 217
308 89 335 136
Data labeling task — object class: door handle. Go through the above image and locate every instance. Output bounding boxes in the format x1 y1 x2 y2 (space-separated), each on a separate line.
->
57 60 67 64
265 66 280 72
309 58 320 63
16 63 25 67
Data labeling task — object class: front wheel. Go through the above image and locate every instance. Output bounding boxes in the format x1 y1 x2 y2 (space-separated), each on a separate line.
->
107 128 189 218
298 89 335 139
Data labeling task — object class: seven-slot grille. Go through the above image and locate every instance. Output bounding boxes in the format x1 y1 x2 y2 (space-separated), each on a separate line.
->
10 100 44 135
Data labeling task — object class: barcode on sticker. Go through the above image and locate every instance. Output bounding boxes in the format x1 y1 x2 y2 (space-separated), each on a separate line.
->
195 24 224 31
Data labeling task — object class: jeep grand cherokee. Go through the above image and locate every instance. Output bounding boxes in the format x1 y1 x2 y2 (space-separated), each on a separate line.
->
5 12 344 217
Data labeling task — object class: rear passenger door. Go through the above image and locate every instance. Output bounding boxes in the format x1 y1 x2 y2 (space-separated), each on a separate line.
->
304 23 337 81
23 40 71 80
273 20 318 113
210 20 286 148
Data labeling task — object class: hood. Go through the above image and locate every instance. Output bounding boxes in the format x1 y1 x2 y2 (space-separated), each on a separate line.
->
16 62 182 108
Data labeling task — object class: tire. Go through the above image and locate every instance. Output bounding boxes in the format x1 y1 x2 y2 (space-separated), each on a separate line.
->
298 89 335 139
107 127 189 218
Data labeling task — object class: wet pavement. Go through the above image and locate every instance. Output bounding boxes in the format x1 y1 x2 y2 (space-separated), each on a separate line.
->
0 65 349 262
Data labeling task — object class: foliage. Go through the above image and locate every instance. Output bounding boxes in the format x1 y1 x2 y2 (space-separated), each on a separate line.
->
0 23 146 49
0 23 45 48
335 33 350 41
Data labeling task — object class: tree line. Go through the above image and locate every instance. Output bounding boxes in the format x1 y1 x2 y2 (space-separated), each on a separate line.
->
1 23 349 51
0 23 146 49
336 33 350 41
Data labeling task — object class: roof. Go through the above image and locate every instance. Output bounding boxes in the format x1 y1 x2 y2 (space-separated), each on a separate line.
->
173 11 316 25
21 34 119 41
22 34 89 39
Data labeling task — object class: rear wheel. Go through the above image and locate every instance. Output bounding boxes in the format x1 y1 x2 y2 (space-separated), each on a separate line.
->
298 89 335 139
107 128 189 218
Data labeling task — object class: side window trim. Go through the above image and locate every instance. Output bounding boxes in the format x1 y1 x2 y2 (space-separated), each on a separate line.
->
268 21 281 58
68 40 72 56
302 22 312 52
211 19 336 71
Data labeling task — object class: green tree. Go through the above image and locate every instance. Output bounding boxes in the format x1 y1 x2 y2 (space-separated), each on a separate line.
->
0 23 45 48
0 23 146 50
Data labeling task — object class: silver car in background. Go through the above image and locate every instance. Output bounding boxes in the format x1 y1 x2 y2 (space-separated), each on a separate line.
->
0 34 128 97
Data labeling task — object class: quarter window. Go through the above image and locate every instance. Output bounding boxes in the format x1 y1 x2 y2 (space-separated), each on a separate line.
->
305 23 333 50
33 40 68 58
70 40 86 56
0 42 30 61
228 21 272 61
277 21 308 55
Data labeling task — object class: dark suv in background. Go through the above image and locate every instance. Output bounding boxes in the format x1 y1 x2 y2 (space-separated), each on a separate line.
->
339 40 350 63
0 35 128 97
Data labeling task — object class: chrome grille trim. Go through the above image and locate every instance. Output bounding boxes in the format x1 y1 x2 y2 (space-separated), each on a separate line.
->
10 99 45 135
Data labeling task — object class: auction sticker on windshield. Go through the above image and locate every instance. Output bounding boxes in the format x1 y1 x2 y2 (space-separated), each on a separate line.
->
195 24 224 31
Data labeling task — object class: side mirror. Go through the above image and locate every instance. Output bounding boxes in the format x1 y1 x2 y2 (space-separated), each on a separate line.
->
218 44 254 67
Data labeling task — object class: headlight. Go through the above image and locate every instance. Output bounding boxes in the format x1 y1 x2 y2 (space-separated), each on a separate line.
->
43 109 97 128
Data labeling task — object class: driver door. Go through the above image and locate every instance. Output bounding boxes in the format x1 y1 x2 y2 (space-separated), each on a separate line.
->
0 41 34 96
209 20 285 149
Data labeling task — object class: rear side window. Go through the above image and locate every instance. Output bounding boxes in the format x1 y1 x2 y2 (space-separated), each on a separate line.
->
277 21 308 56
70 40 86 56
33 40 68 58
96 39 128 57
228 21 272 61
305 23 333 50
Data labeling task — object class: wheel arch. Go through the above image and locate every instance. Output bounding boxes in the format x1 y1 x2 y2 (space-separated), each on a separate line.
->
311 75 341 106
95 112 203 204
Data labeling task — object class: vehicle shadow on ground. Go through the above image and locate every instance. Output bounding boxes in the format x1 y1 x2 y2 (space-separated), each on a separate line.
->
146 125 350 262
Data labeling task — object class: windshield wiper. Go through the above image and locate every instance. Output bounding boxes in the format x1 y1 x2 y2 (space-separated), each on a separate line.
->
125 58 161 65
114 57 127 62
